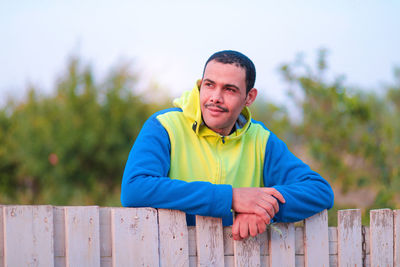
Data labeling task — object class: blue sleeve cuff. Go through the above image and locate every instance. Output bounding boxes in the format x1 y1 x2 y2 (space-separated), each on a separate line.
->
209 184 232 218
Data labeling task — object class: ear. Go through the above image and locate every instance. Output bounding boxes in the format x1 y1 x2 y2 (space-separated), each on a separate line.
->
245 88 257 106
197 79 202 88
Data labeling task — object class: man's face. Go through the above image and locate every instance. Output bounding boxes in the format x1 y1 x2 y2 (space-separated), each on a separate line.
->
199 60 257 136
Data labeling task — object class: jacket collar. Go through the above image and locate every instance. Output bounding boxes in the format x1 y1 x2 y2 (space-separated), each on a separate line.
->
173 81 252 139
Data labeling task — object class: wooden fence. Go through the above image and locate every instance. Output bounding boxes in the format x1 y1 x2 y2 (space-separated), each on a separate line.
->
0 206 399 267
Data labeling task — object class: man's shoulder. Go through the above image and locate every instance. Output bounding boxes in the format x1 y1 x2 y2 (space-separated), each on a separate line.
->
149 107 186 131
151 107 182 119
250 118 272 134
142 108 183 130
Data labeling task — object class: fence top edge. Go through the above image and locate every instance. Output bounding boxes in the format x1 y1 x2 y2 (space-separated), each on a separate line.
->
0 204 53 208
338 208 361 212
369 208 393 212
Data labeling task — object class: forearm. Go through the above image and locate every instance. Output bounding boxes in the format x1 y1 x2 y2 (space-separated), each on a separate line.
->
263 132 334 223
272 177 334 222
121 174 233 218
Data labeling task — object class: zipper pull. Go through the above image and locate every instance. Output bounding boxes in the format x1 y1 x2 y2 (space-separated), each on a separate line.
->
221 136 225 144
192 121 197 132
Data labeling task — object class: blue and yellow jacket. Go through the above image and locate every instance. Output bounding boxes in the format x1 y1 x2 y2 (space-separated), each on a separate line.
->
121 83 334 225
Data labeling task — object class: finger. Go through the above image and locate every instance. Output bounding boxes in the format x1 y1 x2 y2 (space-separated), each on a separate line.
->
263 188 285 203
232 218 241 241
257 220 267 234
254 206 270 225
256 200 276 219
249 219 258 237
239 218 249 239
262 194 279 215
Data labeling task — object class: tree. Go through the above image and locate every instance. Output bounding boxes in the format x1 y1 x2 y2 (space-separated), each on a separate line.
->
0 57 170 205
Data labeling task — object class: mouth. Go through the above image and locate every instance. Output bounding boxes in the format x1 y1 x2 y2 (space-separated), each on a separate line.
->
205 104 228 113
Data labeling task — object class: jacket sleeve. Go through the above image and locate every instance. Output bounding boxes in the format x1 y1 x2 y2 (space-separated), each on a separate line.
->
263 132 334 223
120 112 233 218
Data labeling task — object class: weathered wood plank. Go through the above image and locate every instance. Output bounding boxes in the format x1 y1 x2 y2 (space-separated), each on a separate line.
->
188 226 197 256
158 209 189 267
295 226 304 267
370 209 393 267
363 226 371 267
3 205 54 267
328 227 338 255
329 255 338 267
225 256 234 267
195 215 224 267
258 231 268 256
111 207 159 267
365 255 370 267
363 226 370 267
233 236 260 267
65 206 100 267
189 256 196 267
295 255 304 267
99 207 112 267
269 223 295 267
223 226 234 256
261 256 269 267
0 205 4 267
100 257 112 267
304 210 329 267
295 226 304 256
53 206 66 267
395 210 400 267
337 209 361 267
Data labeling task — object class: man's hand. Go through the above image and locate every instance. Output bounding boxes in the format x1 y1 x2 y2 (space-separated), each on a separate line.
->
232 187 285 225
232 213 267 241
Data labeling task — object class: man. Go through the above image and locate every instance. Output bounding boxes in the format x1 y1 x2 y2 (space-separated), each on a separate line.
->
121 50 334 240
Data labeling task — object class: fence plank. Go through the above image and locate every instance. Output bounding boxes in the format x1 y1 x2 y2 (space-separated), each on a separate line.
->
304 209 329 267
328 227 338 267
53 206 66 267
395 210 400 267
257 231 268 267
0 206 3 267
295 226 304 256
370 209 393 267
363 226 370 267
3 205 54 267
195 215 224 267
223 226 234 256
234 236 260 267
269 223 295 267
188 226 197 256
65 206 100 267
158 209 189 267
99 207 112 267
295 227 304 267
337 209 361 267
111 207 159 267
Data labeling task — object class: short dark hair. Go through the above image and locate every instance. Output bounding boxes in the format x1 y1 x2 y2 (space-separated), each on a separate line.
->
203 50 256 94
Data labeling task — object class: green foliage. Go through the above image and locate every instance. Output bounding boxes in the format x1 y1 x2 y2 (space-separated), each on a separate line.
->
280 50 400 212
0 57 170 206
250 100 291 139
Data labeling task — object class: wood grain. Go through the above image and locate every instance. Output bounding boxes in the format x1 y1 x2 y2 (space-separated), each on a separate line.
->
158 209 189 267
195 215 224 267
337 209 362 267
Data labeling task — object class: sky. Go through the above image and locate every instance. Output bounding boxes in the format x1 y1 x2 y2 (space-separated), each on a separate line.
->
1 0 399 105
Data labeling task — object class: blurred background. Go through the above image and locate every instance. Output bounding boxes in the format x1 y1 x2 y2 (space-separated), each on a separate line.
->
1 1 399 225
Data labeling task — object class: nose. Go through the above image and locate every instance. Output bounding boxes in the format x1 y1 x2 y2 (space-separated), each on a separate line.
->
210 88 223 104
